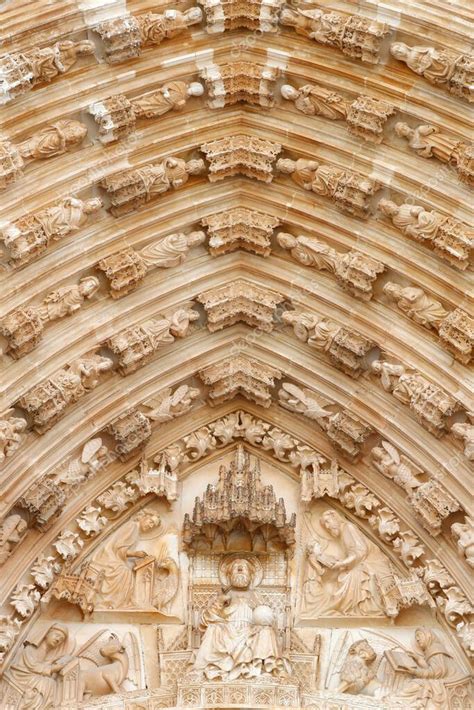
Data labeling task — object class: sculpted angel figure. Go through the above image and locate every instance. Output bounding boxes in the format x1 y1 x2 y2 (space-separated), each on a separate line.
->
283 310 341 352
139 230 205 268
378 199 445 242
37 276 100 323
371 441 422 494
17 120 88 160
302 510 396 618
451 416 474 461
69 353 113 390
132 81 204 118
143 385 200 423
27 40 95 84
280 83 349 120
383 282 448 329
6 623 75 709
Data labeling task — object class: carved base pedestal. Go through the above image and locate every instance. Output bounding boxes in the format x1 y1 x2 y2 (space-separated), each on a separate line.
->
177 676 300 708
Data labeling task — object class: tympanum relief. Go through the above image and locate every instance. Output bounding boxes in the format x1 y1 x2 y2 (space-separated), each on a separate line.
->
0 448 471 708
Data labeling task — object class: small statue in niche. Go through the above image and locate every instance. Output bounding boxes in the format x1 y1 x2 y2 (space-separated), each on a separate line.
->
27 40 95 84
132 81 204 118
302 509 397 618
383 282 448 330
17 120 88 160
36 276 100 323
280 83 349 120
193 556 290 680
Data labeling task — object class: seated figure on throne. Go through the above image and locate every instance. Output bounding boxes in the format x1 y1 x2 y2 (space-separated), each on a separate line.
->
193 557 291 681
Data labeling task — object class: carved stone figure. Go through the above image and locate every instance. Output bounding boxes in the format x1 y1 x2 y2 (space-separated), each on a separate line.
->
52 438 109 488
451 518 474 567
143 384 200 423
303 510 399 618
16 120 87 161
371 441 459 535
378 198 473 271
140 230 205 268
281 84 394 143
199 0 284 33
371 360 461 437
282 309 374 377
202 207 279 256
201 135 282 182
392 628 461 708
338 639 379 695
1 277 100 358
0 40 95 104
194 557 291 680
88 508 179 612
201 62 279 108
97 232 204 298
0 515 28 565
278 383 332 423
106 409 152 461
0 409 28 462
390 42 474 103
198 280 284 331
132 80 204 118
277 158 381 218
279 7 389 63
278 232 384 299
17 352 113 433
96 8 203 63
383 282 448 330
107 305 198 375
281 82 349 120
199 355 282 407
451 415 474 460
1 196 102 267
395 122 474 186
5 623 75 707
99 156 206 216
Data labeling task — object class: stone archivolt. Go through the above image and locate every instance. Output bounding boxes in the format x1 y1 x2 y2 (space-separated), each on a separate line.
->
201 207 279 256
200 62 280 108
201 135 282 182
1 1 473 706
198 280 284 332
